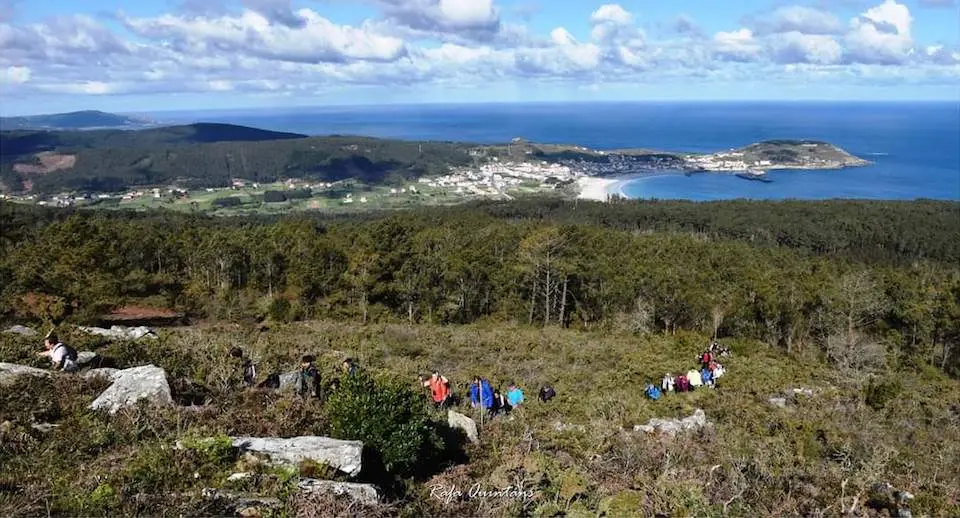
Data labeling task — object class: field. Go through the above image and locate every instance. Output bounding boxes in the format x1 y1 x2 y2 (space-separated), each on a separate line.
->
1 321 958 517
83 182 564 216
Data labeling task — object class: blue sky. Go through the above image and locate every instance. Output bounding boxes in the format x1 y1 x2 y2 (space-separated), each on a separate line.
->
1 0 958 115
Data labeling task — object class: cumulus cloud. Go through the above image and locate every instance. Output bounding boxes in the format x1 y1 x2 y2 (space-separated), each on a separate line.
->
749 6 843 35
714 29 763 62
376 0 501 41
121 9 407 63
0 0 956 101
773 32 843 64
846 0 914 64
1 65 31 83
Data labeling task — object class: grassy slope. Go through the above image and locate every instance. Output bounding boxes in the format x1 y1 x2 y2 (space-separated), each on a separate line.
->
1 321 957 517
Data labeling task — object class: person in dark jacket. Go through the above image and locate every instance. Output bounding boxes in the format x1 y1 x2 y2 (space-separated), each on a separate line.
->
297 355 322 399
229 347 257 387
538 384 556 402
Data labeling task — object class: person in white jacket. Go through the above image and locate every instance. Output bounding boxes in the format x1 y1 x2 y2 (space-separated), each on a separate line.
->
661 373 675 393
37 333 78 372
686 368 703 389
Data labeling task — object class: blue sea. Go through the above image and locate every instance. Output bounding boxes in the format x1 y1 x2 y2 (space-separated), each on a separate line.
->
148 102 960 201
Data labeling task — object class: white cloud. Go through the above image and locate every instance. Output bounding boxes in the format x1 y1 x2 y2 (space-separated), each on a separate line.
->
751 6 843 35
0 0 956 102
1 65 31 83
846 0 914 64
714 29 763 62
590 4 633 26
774 32 843 64
122 9 407 64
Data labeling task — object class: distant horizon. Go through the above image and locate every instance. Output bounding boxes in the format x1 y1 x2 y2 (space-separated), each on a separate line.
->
4 98 958 119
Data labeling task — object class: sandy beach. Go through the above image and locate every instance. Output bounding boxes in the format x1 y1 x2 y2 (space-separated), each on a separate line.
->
576 176 621 201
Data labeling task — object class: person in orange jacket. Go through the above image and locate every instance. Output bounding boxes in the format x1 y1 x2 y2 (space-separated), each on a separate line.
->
420 370 451 409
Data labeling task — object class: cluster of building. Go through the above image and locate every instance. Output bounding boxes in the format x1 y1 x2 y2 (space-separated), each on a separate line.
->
686 152 774 172
421 160 578 197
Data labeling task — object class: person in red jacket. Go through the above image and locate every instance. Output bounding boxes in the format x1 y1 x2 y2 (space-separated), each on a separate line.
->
420 370 451 409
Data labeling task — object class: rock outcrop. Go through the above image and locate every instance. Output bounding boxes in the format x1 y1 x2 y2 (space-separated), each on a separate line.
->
89 364 173 414
83 368 121 382
230 436 363 477
447 410 479 443
78 325 157 340
0 362 52 386
2 325 37 336
298 479 379 505
633 408 709 436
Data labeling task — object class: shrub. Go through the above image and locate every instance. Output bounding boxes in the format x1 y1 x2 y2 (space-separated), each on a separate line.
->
864 378 902 411
326 370 439 477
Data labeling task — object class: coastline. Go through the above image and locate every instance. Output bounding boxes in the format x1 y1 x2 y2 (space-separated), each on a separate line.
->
576 176 621 201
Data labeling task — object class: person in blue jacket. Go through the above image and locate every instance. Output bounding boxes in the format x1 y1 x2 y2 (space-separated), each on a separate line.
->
644 381 662 401
470 376 494 412
701 365 714 388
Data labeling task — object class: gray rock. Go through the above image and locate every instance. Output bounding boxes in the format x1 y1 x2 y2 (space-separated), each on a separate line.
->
278 371 300 392
31 422 60 433
553 421 587 433
2 325 37 336
201 488 281 513
230 436 363 477
634 409 709 437
83 368 121 382
76 351 99 367
447 410 479 443
769 397 788 408
790 388 816 397
226 472 254 483
89 364 173 414
298 479 379 506
78 325 157 340
0 362 52 386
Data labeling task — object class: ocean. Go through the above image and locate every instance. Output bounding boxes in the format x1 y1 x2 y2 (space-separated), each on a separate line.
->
149 102 960 201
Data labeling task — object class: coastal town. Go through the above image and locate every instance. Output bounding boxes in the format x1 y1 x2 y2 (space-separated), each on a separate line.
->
0 140 869 209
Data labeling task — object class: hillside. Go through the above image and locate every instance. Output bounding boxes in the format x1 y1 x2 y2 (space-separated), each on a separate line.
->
0 200 957 517
0 124 472 194
0 110 155 131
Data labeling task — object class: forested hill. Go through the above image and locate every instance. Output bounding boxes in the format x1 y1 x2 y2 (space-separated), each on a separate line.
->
0 110 153 130
0 124 472 194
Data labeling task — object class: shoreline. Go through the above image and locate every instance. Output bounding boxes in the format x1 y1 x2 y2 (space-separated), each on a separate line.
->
576 176 621 201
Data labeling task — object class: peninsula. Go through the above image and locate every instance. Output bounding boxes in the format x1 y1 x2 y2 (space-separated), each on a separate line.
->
0 121 870 212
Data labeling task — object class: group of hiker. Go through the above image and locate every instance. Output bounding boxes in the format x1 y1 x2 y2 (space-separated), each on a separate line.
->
644 341 730 401
34 330 728 413
419 371 557 418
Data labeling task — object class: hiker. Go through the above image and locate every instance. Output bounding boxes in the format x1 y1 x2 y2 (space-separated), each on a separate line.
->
699 350 713 368
229 347 257 387
506 383 524 407
469 376 494 411
420 371 451 409
701 365 714 388
538 384 556 403
686 368 703 390
492 389 511 416
644 381 662 401
675 372 689 393
297 355 322 399
712 362 725 379
661 373 675 393
342 358 358 376
37 333 79 372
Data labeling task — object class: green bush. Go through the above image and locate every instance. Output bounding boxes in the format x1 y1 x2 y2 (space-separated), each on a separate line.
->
326 370 438 477
864 378 903 411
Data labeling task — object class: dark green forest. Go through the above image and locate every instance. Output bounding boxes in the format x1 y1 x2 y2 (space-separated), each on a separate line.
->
0 124 474 193
2 199 958 376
